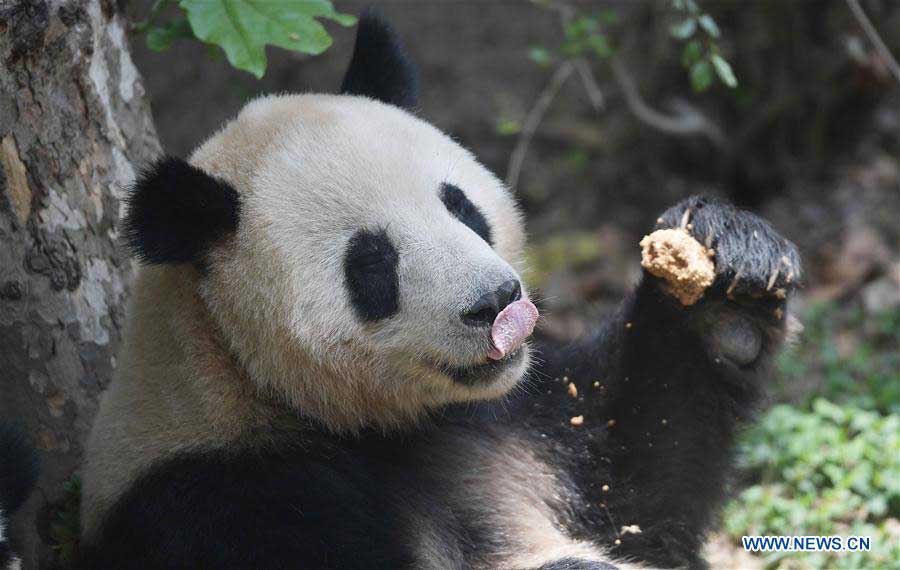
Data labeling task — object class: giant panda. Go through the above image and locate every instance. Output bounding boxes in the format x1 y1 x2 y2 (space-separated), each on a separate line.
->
11 11 801 570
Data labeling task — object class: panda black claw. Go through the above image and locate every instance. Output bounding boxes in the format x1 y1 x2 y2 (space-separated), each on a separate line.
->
654 195 801 299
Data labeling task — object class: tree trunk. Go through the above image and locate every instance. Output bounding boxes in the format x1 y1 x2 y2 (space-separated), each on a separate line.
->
0 1 159 567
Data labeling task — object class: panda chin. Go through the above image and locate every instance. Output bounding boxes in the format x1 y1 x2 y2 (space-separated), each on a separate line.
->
436 346 527 386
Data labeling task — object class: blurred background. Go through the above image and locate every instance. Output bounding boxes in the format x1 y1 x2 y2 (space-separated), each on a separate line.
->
127 1 898 568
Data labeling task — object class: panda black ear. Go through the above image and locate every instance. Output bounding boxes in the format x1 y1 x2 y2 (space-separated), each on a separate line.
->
122 157 241 265
340 9 418 109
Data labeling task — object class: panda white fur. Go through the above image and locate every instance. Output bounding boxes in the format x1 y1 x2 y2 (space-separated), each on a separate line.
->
6 11 802 570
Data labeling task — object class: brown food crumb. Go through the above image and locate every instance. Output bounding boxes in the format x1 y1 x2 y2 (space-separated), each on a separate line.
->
640 228 715 305
602 484 610 492
607 419 616 428
567 382 578 398
570 415 584 426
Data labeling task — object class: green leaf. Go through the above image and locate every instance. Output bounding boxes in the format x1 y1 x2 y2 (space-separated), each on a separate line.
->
669 18 696 39
179 0 356 78
698 14 720 38
690 59 713 91
146 18 194 52
495 118 521 136
570 16 598 37
711 54 738 87
681 39 702 66
588 33 611 58
528 46 553 67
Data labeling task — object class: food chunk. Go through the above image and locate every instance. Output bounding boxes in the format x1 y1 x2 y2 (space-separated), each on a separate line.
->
640 228 715 305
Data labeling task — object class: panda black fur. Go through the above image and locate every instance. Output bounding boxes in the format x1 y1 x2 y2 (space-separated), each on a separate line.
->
6 11 799 570
0 425 38 570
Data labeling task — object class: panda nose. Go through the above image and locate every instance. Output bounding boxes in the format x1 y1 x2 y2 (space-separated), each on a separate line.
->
461 279 522 327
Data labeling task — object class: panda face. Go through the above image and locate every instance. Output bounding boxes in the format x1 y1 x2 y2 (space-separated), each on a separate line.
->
184 95 531 429
122 15 534 431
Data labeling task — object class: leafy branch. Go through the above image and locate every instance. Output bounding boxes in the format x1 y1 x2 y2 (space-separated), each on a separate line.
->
506 0 731 188
669 0 737 92
133 0 355 78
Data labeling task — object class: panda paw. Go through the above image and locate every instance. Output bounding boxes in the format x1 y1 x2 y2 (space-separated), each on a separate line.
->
652 195 801 304
649 197 802 366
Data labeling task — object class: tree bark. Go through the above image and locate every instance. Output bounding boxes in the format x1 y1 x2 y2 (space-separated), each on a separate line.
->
0 1 159 567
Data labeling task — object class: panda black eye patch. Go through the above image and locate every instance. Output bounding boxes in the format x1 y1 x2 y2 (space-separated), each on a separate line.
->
344 228 400 322
440 183 492 246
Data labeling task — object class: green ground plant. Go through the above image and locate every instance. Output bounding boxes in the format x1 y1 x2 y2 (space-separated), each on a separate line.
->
776 303 900 415
48 476 81 565
724 304 900 569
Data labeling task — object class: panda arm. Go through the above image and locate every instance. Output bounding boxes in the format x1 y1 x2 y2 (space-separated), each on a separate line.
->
76 448 416 570
535 197 799 569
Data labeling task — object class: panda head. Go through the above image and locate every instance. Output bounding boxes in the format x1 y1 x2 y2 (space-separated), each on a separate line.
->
123 11 535 432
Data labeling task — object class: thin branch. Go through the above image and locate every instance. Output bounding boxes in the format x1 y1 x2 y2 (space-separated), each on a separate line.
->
510 0 725 190
507 1 601 191
846 0 900 85
573 58 605 112
611 58 726 147
506 60 575 191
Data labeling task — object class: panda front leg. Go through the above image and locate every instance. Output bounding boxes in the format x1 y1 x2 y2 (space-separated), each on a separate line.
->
540 196 800 569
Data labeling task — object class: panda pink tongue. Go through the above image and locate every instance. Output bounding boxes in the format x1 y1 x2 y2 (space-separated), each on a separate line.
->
487 300 539 361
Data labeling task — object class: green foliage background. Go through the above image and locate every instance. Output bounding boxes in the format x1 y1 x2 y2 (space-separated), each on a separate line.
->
724 304 900 569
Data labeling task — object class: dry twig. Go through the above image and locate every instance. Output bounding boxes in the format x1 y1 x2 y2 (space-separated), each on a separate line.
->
574 58 605 112
611 59 726 147
846 0 900 85
506 61 575 190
